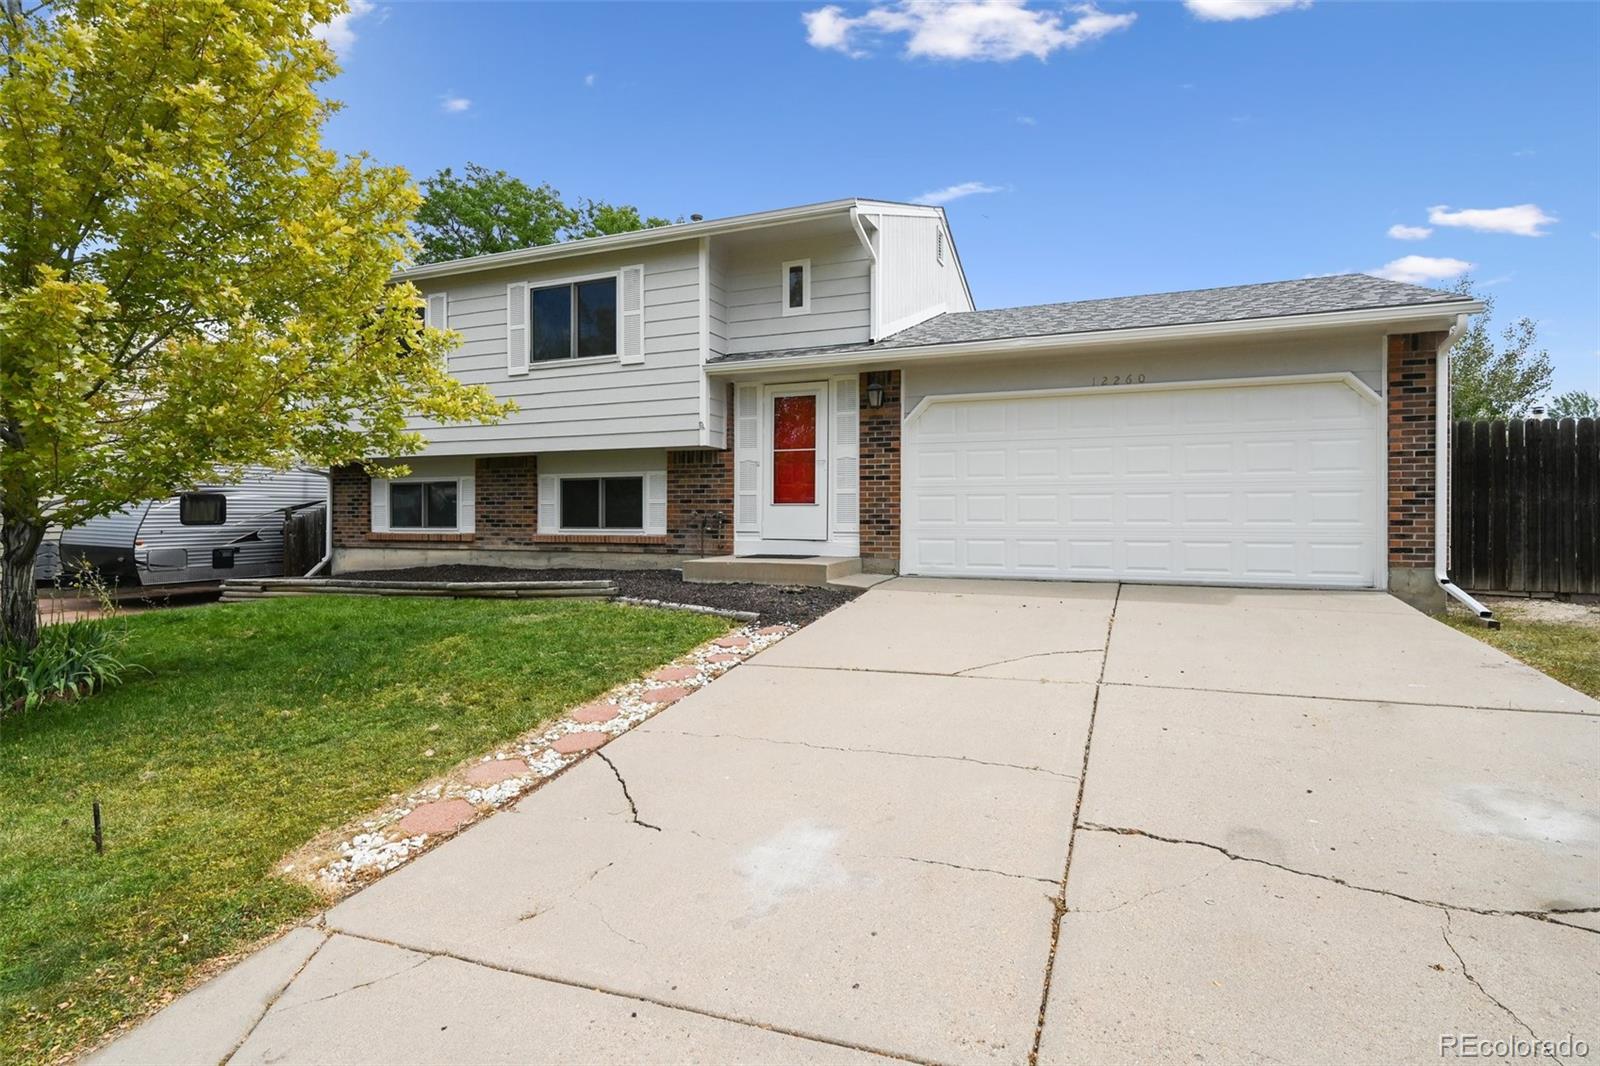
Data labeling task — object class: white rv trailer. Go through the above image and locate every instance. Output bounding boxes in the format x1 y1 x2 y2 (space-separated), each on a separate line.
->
56 468 327 587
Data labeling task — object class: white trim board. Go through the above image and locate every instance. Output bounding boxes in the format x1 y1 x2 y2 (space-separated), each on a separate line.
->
706 302 1483 376
901 371 1382 425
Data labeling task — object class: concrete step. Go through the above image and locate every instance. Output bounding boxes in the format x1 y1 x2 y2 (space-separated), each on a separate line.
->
682 555 862 589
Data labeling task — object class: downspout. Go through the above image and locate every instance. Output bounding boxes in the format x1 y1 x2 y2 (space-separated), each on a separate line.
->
1433 314 1496 626
849 207 879 341
303 470 333 577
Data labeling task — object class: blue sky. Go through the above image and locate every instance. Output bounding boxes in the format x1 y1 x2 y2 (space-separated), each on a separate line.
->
317 1 1599 396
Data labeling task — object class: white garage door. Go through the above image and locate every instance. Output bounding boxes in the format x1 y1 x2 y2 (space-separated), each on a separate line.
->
903 377 1383 587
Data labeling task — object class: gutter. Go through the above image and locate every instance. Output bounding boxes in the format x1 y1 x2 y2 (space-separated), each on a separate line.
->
1433 313 1497 627
396 198 866 283
706 300 1485 376
849 206 879 340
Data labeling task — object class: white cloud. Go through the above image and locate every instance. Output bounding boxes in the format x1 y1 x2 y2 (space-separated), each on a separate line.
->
1427 203 1556 237
1184 0 1311 20
1015 114 1038 125
311 0 375 58
584 73 597 88
912 181 1002 206
1386 223 1432 241
1372 255 1474 285
439 95 471 114
803 1 1135 62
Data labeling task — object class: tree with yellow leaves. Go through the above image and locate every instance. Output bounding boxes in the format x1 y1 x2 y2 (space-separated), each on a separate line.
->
0 0 511 646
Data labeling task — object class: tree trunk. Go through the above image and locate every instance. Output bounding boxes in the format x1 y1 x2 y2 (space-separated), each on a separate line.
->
1 513 43 649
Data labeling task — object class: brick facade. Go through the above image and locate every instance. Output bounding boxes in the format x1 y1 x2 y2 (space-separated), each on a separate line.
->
330 463 371 549
330 391 735 561
858 370 902 571
1386 331 1442 572
473 455 538 547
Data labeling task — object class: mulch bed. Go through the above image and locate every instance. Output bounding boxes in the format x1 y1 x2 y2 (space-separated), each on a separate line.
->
330 565 862 625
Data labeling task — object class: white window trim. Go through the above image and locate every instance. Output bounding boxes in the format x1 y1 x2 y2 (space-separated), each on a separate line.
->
555 472 650 535
781 259 811 317
523 268 623 367
385 476 469 533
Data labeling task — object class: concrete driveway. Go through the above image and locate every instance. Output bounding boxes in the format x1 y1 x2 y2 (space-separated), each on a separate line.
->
95 580 1599 1065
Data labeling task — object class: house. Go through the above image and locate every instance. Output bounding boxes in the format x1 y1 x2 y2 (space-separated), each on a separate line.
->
330 197 1482 610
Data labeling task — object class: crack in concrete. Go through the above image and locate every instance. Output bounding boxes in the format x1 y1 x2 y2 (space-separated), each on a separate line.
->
1440 912 1560 1064
584 900 648 950
751 661 1096 685
219 930 331 1065
956 648 1103 676
1029 582 1122 1066
275 952 432 1012
326 927 934 1064
1067 861 1227 915
1099 680 1596 718
1079 823 1599 932
657 727 1078 779
596 752 661 832
894 854 1059 886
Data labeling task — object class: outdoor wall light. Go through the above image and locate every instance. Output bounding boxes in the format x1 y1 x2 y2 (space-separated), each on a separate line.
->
864 377 887 409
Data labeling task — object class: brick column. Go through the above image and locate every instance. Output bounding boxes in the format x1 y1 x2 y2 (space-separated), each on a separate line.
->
858 370 902 573
1386 331 1445 612
330 463 370 549
665 384 734 557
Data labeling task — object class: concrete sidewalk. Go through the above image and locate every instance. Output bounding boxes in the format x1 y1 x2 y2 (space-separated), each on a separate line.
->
93 580 1598 1065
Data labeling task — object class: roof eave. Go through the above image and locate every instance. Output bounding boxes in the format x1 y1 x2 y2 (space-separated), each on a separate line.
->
394 198 867 283
707 299 1484 375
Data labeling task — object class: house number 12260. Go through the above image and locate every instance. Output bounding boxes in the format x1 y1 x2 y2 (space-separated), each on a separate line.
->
1094 373 1146 385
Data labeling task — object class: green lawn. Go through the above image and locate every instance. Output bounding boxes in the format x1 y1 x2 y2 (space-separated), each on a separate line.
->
0 595 727 1063
1443 606 1600 699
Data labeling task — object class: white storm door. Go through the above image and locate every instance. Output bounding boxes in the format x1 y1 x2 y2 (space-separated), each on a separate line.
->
762 383 829 541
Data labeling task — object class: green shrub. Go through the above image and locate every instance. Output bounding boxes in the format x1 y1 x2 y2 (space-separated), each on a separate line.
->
2 620 133 716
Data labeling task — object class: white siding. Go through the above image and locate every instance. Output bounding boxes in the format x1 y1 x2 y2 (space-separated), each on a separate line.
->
723 231 871 355
874 213 974 338
705 249 730 448
902 329 1388 413
411 241 705 454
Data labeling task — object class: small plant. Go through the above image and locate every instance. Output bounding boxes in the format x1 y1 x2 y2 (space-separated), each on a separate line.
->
3 564 133 716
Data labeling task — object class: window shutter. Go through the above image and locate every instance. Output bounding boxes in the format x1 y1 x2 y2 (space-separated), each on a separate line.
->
645 471 668 534
734 384 760 533
537 474 558 533
832 377 859 535
506 282 529 374
370 478 389 533
425 292 448 329
619 265 645 365
426 292 450 368
457 475 475 534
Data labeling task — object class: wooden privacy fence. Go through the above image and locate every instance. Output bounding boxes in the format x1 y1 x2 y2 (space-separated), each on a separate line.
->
1450 417 1598 594
282 503 327 578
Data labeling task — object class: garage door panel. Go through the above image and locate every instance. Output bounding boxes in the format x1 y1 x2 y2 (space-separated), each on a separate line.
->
904 380 1380 588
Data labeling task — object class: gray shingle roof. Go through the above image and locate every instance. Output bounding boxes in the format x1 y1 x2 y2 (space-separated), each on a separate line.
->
710 273 1472 365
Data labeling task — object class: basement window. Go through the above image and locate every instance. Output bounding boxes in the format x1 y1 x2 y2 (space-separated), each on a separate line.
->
389 480 459 530
560 477 644 531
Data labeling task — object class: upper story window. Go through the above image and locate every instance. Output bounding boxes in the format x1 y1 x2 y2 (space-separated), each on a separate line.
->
179 492 226 526
389 480 459 530
531 276 617 362
781 259 811 316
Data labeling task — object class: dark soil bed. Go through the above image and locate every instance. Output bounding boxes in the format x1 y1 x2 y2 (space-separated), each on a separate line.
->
330 565 862 625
